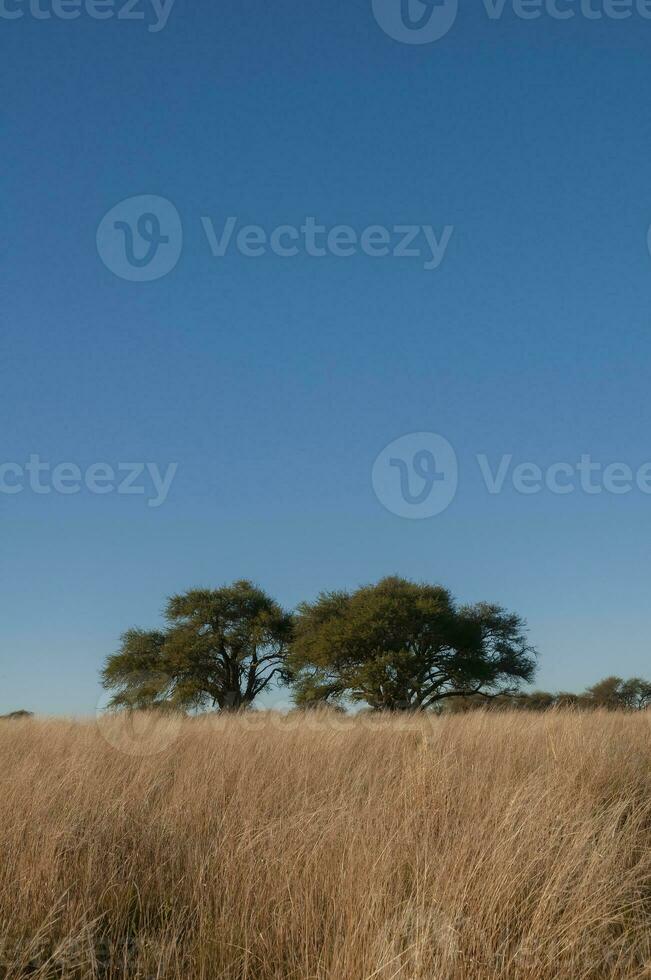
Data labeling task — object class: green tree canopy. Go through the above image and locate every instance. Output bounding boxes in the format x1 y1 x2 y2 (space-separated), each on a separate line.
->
288 576 537 710
102 581 293 711
585 676 651 711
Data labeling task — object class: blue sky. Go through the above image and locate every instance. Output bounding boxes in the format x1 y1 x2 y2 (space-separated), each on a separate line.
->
3 0 651 714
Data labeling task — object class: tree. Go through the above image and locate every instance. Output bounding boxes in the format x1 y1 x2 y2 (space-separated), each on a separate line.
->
288 576 537 711
619 678 651 710
445 679 651 713
102 581 293 711
584 676 651 711
585 676 625 710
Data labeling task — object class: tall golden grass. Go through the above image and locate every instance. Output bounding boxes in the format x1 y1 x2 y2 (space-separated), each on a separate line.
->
2 709 651 979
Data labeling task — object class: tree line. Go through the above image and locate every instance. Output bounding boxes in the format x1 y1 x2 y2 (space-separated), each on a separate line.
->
444 676 651 713
101 576 648 714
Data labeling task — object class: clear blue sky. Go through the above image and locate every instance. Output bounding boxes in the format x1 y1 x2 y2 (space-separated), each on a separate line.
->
3 1 651 715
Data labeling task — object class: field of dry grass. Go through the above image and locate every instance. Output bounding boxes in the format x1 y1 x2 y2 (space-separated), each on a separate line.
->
2 709 651 979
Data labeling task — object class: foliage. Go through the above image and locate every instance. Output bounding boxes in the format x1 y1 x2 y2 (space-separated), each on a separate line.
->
102 581 293 711
584 675 651 710
289 576 537 710
100 574 649 716
444 676 651 712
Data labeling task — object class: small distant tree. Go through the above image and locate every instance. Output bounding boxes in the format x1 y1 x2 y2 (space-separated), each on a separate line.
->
102 581 293 711
619 678 651 710
288 577 537 711
584 676 651 711
443 679 651 714
585 676 626 709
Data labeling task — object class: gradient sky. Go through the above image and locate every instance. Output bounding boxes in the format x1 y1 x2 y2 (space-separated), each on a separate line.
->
3 0 651 715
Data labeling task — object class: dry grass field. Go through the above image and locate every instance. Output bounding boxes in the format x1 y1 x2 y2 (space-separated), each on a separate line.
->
2 710 651 979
